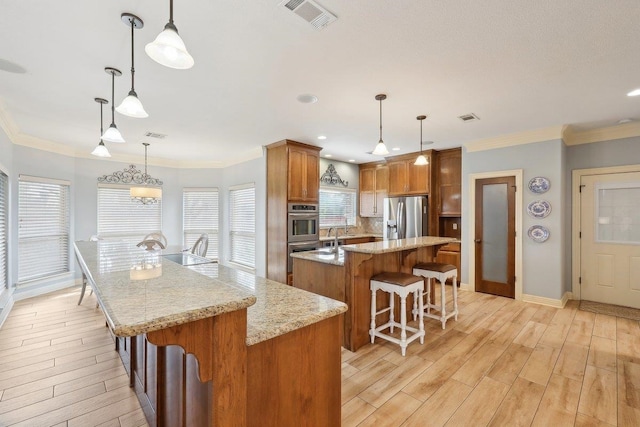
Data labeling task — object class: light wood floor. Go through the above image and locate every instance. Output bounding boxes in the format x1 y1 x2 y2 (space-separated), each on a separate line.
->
1 287 640 426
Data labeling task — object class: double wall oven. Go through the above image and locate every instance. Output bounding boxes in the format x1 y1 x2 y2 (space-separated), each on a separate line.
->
287 203 319 272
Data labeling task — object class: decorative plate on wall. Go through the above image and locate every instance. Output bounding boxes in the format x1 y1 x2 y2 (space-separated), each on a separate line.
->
528 225 550 243
528 176 550 194
527 200 551 218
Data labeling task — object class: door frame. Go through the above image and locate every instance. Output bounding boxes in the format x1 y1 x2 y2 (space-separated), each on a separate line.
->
571 164 640 301
468 169 523 300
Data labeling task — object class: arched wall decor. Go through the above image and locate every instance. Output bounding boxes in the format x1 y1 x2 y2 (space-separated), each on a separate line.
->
97 164 163 186
320 164 348 187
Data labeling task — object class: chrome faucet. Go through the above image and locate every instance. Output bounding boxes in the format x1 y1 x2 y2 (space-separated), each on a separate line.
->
327 227 339 253
344 216 349 236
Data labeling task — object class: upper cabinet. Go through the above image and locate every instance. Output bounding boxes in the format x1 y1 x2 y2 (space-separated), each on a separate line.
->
288 144 320 203
359 162 388 217
386 152 431 197
437 148 461 216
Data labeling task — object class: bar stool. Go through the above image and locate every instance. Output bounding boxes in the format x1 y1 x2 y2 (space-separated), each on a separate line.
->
413 262 458 329
370 272 425 356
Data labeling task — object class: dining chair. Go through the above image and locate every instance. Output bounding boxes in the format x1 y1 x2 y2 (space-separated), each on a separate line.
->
143 232 168 248
137 239 166 251
191 233 209 257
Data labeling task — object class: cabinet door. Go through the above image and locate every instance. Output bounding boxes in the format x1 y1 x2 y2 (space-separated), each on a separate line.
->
288 149 306 201
440 185 461 215
408 162 429 194
438 151 461 215
360 191 375 217
304 151 319 202
387 162 407 196
360 168 375 192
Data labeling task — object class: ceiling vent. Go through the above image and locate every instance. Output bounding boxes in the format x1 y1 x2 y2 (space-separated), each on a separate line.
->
145 132 166 139
458 113 480 122
280 0 337 30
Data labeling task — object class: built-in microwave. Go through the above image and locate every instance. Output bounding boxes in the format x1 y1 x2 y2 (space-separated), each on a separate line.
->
287 204 319 242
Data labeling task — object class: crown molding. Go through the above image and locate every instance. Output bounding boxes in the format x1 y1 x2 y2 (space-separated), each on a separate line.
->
464 125 564 152
562 121 640 145
0 102 263 169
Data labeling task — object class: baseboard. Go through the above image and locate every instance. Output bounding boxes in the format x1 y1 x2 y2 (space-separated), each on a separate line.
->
0 292 15 329
522 291 571 308
13 278 81 302
459 282 472 291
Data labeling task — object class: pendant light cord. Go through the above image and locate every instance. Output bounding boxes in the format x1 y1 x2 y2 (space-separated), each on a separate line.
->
99 102 104 137
379 98 383 143
169 0 174 25
143 143 149 183
110 72 116 125
130 19 136 93
419 120 423 154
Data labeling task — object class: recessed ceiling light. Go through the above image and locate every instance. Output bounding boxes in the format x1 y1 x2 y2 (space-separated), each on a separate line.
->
422 140 434 145
618 118 633 124
297 94 318 104
348 159 355 162
392 147 400 151
627 89 640 97
325 154 332 157
317 135 326 140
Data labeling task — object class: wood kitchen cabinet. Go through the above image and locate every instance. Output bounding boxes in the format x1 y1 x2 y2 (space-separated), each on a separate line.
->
288 145 320 203
437 148 462 216
266 140 322 284
386 152 431 197
359 162 388 217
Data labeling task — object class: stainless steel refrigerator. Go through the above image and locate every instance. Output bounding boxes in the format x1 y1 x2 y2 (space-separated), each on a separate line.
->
383 196 428 240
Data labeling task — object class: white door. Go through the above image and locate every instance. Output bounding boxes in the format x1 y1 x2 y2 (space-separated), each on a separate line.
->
580 172 640 308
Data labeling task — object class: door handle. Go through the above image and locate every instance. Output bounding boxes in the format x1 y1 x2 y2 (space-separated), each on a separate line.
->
474 239 482 243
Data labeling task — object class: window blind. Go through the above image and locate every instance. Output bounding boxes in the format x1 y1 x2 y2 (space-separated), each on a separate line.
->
97 185 162 244
183 188 218 259
229 184 255 268
319 188 357 227
18 176 70 283
0 172 8 289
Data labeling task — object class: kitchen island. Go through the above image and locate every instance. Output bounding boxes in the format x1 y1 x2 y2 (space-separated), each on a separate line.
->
74 241 347 427
291 236 456 351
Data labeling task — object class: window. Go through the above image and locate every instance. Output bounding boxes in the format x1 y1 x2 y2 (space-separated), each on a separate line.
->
18 175 70 283
319 188 357 228
596 182 640 244
97 185 162 243
229 184 255 269
183 188 218 259
0 171 7 289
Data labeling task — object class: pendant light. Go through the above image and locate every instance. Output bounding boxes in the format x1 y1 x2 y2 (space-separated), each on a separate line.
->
91 98 111 158
372 94 389 156
145 0 194 69
414 115 429 166
131 143 162 204
116 13 148 118
102 67 126 143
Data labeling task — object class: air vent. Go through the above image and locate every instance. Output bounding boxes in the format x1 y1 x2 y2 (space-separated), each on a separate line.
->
145 132 166 139
458 113 480 122
280 0 337 30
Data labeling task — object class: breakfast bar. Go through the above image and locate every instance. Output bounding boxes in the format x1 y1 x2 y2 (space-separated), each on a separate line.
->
74 241 347 427
291 236 456 351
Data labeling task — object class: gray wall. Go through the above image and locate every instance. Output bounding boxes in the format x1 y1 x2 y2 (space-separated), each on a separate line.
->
462 139 566 300
319 158 359 191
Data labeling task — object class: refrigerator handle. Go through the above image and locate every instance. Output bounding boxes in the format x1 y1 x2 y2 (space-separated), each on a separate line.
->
397 201 405 239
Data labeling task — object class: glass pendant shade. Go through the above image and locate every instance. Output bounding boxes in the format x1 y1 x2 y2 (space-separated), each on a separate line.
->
373 140 389 155
116 92 148 118
414 154 428 165
91 141 111 157
145 26 194 69
102 124 125 143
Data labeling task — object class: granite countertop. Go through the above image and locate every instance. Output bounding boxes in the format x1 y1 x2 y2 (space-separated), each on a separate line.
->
74 240 347 345
188 263 347 345
74 240 257 337
291 236 457 266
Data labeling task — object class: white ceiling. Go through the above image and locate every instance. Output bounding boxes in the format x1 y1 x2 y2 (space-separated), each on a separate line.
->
1 0 639 166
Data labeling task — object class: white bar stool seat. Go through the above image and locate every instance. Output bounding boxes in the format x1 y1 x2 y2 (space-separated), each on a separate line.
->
413 262 458 329
370 272 425 356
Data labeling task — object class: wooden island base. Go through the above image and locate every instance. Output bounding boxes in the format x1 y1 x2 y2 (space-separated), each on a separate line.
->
118 315 342 427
